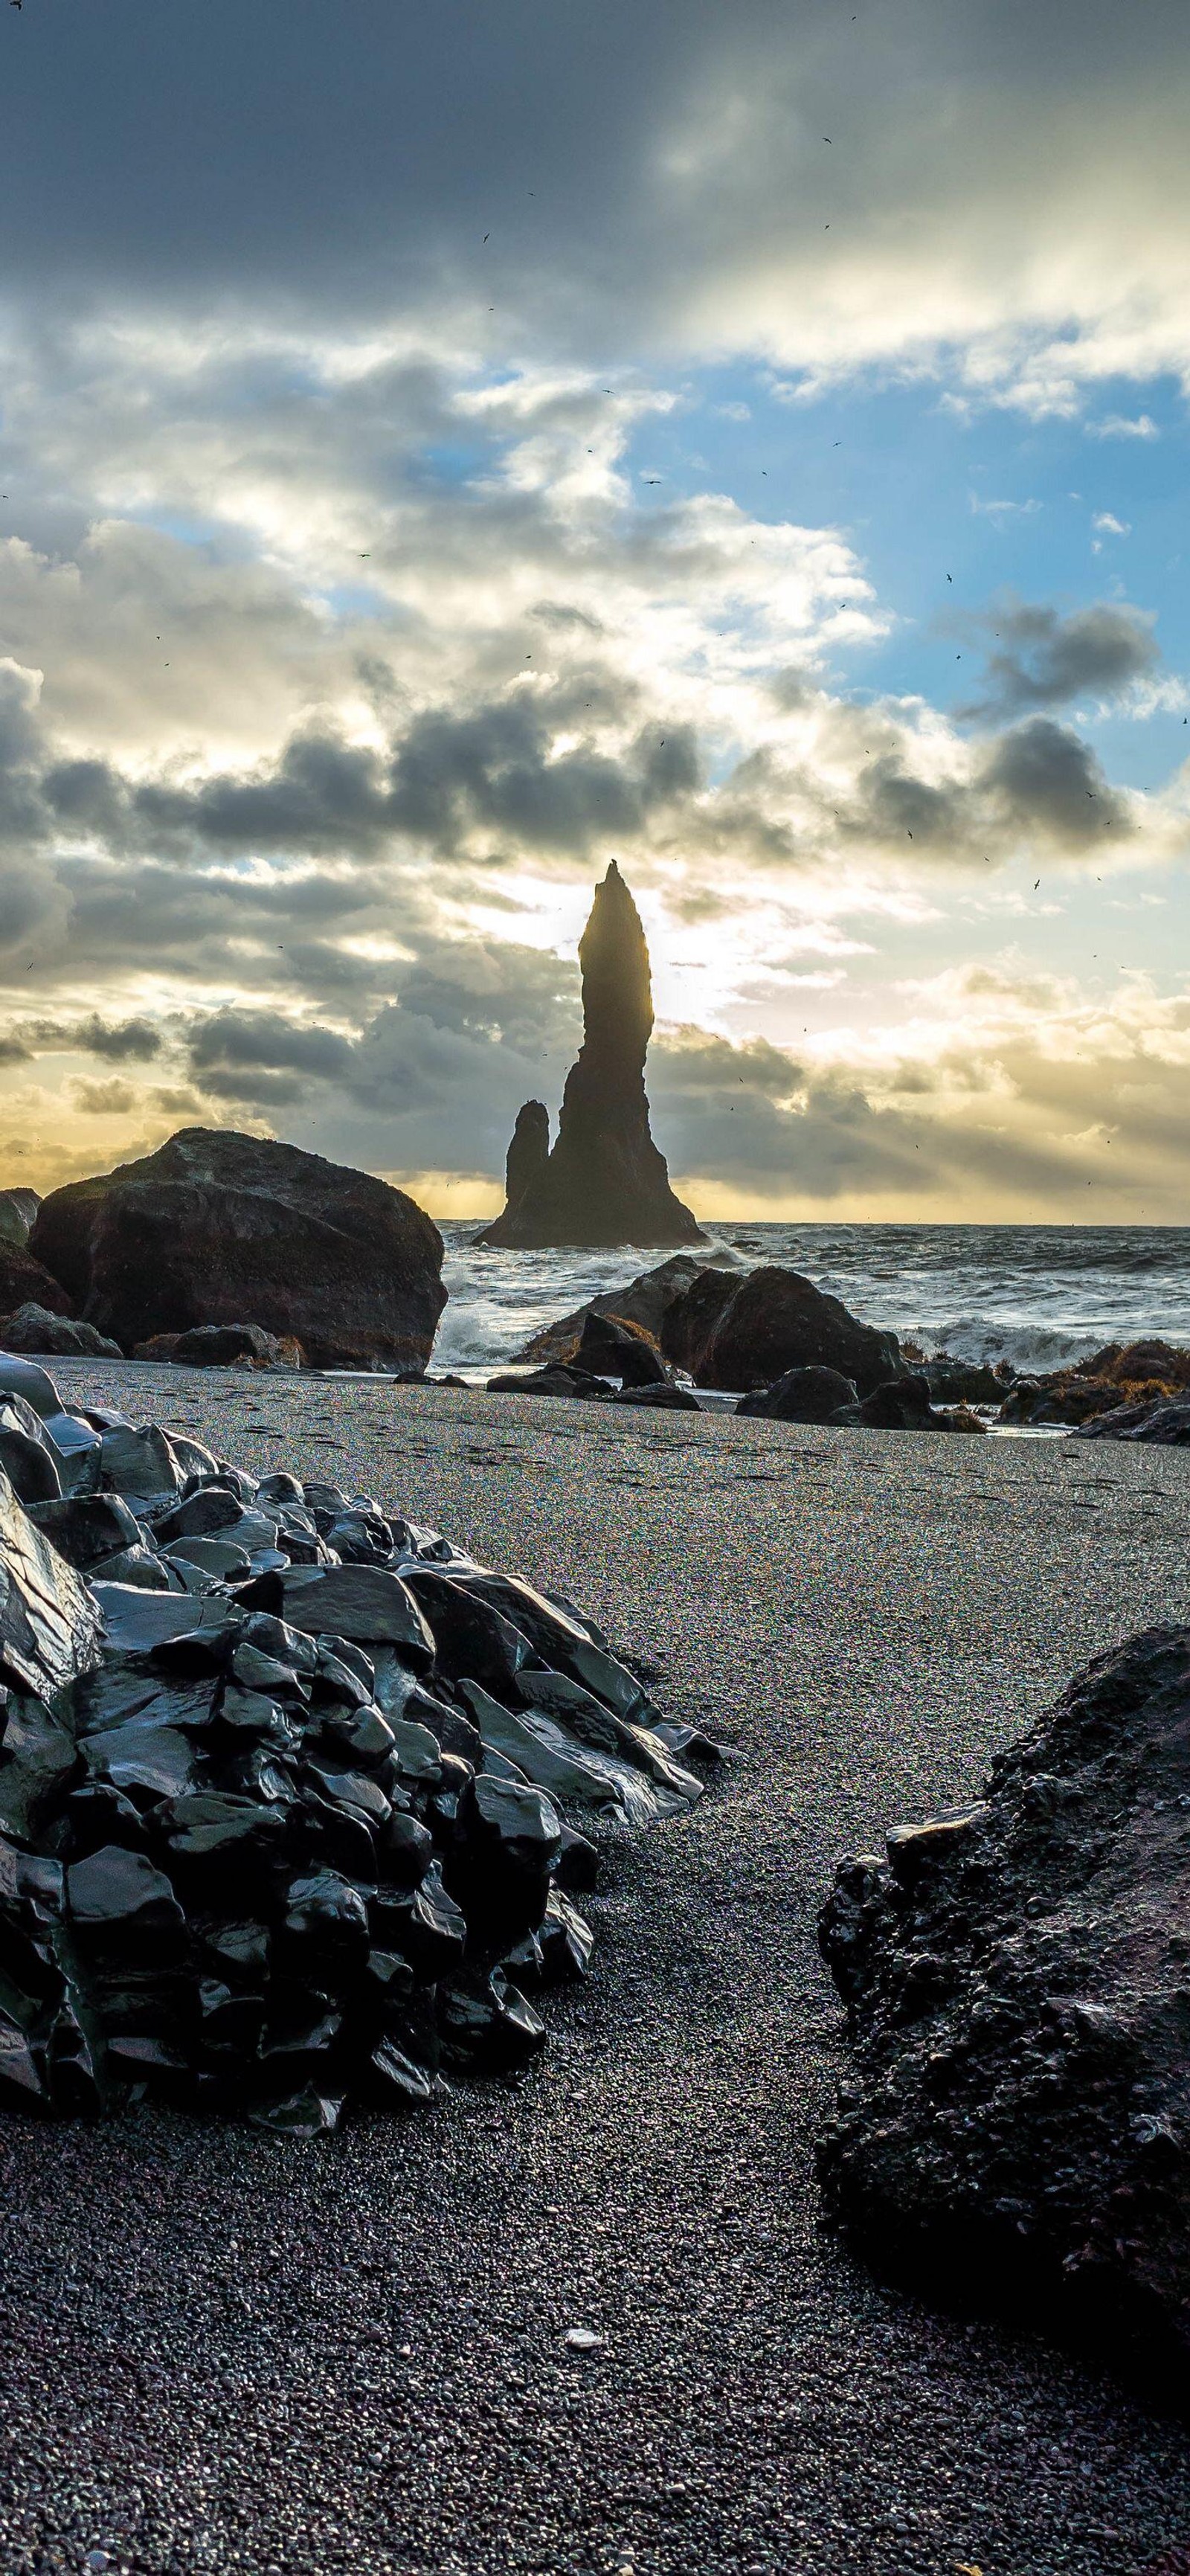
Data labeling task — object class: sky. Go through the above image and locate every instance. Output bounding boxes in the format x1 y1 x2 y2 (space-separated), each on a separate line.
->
1 0 1189 1223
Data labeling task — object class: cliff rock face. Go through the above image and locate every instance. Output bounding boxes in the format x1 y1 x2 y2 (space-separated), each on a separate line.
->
30 1128 446 1372
477 864 704 1249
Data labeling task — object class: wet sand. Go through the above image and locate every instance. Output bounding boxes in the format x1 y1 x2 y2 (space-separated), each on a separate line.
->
1 1366 1189 2576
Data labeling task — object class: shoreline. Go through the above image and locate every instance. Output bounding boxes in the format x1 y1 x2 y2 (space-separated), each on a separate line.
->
0 1368 1188 2574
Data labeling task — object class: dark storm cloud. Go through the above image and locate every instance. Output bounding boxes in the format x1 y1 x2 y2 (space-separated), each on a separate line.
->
956 598 1160 720
2 0 1186 389
388 701 699 853
649 1030 1096 1201
978 717 1129 847
65 1013 163 1061
167 936 582 1183
33 683 698 874
188 1010 356 1091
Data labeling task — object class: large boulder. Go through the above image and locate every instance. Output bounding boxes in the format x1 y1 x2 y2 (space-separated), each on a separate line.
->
511 1252 734 1367
0 1305 122 1359
670 1266 903 1395
132 1323 306 1369
575 1311 669 1387
736 1365 858 1422
817 1625 1190 2383
659 1268 742 1375
30 1128 446 1373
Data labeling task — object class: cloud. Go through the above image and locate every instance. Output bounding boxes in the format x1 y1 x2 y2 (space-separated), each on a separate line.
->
954 596 1159 720
4 2 1189 468
968 495 1042 524
72 1077 138 1116
1086 414 1159 440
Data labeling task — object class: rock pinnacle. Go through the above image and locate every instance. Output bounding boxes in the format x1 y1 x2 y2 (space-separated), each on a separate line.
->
477 863 704 1247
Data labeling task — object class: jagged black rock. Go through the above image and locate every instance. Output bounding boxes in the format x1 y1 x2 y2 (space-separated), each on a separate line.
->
0 1358 724 2136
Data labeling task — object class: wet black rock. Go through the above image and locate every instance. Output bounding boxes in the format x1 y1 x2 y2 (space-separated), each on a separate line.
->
28 1493 144 1573
0 1393 65 1506
30 1125 446 1372
830 1373 985 1432
0 1470 103 1697
486 1365 611 1401
667 1265 904 1395
817 1624 1190 2383
1077 1395 1190 1445
736 1364 858 1422
575 1309 670 1387
0 1355 724 2133
612 1382 701 1410
0 1304 122 1358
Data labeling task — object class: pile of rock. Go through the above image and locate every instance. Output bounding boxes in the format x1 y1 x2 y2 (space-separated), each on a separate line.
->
738 1365 986 1433
817 1626 1190 2380
496 1263 989 1431
489 1308 700 1410
0 1362 722 2135
1000 1339 1190 1433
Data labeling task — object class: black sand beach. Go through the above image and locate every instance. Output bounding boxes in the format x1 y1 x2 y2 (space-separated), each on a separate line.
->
1 1367 1189 2576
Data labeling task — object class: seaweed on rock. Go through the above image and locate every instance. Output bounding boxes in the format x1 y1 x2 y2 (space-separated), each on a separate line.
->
0 1363 727 2133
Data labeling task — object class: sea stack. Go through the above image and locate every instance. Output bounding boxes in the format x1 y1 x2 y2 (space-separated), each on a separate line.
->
477 863 704 1248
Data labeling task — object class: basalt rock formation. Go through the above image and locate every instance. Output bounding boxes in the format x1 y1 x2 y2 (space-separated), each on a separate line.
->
736 1365 859 1422
477 864 704 1250
30 1128 446 1374
501 1102 550 1227
817 1625 1190 2385
0 1360 724 2133
509 1253 733 1367
667 1265 904 1396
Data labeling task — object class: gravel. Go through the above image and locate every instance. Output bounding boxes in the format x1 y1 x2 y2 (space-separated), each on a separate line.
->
1 1362 1189 2576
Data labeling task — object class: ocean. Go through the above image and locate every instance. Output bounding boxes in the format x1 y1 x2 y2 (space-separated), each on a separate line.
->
431 1219 1190 1381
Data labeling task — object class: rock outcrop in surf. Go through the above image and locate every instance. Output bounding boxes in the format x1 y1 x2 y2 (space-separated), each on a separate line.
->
477 864 704 1250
